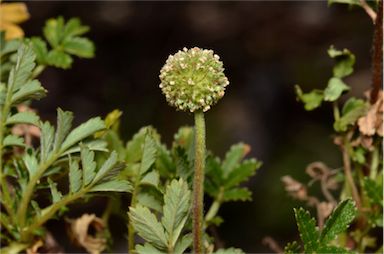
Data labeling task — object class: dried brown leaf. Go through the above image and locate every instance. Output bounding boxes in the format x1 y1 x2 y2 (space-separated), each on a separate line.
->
67 214 107 254
358 90 383 136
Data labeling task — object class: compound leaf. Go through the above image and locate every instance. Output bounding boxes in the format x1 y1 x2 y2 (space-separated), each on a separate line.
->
324 77 349 102
294 207 319 253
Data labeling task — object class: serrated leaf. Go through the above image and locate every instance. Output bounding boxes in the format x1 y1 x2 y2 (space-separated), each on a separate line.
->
63 37 94 58
23 153 38 178
162 179 191 247
323 77 349 102
40 121 55 162
62 139 108 156
43 17 64 48
140 134 157 175
136 243 165 254
30 37 48 63
69 159 82 193
92 151 118 184
47 178 62 203
46 50 73 69
61 117 105 152
6 111 40 126
63 17 90 38
137 192 162 212
363 178 383 206
320 199 357 244
205 155 223 197
295 85 324 111
328 46 356 78
317 245 353 254
141 170 160 188
3 134 24 147
224 159 261 189
80 146 96 186
222 143 250 177
222 187 252 202
7 44 36 92
174 233 192 254
173 147 192 181
89 180 132 192
284 241 301 254
129 204 168 249
11 79 47 104
294 207 319 253
334 98 368 132
53 108 73 152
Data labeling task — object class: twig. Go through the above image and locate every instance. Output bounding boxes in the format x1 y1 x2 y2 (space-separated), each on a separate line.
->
262 236 283 253
359 0 377 23
370 0 382 103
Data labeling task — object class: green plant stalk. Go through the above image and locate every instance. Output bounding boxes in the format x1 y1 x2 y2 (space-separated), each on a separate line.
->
205 187 224 223
192 111 206 254
21 188 87 241
369 148 379 179
17 154 59 228
128 175 140 253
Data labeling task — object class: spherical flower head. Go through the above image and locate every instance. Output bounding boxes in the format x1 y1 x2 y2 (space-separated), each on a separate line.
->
159 47 229 113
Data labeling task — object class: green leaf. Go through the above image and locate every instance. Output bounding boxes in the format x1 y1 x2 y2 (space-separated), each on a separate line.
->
334 98 368 132
92 151 118 184
30 37 48 63
69 159 82 193
323 77 349 102
174 233 192 254
6 111 40 126
223 187 252 202
214 248 245 254
11 80 47 104
320 199 357 244
294 207 319 253
63 18 90 38
363 178 383 206
162 179 191 247
295 85 323 111
53 108 73 152
23 153 38 178
140 134 157 175
47 178 62 202
140 170 160 188
61 117 105 152
63 37 94 58
80 146 96 186
129 204 168 249
89 180 132 192
328 46 356 78
7 44 36 92
284 241 301 254
46 50 73 69
224 159 261 189
40 121 55 162
3 135 24 147
62 139 108 156
317 245 353 254
136 243 166 254
222 143 250 177
328 0 361 6
43 17 65 48
137 192 163 212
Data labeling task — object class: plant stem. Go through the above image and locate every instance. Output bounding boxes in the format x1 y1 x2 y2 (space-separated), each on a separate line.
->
192 110 206 254
370 148 379 179
341 137 361 210
128 177 140 253
205 187 223 223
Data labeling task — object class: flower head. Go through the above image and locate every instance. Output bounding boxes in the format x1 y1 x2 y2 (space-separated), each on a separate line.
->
159 47 229 112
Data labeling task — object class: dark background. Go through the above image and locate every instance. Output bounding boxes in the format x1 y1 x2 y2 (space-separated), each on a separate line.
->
23 1 373 253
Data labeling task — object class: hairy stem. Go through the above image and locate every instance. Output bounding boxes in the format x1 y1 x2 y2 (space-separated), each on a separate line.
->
341 138 361 210
128 177 140 253
193 111 206 254
371 0 383 103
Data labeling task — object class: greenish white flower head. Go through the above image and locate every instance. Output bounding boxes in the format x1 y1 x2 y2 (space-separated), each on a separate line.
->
159 47 229 113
